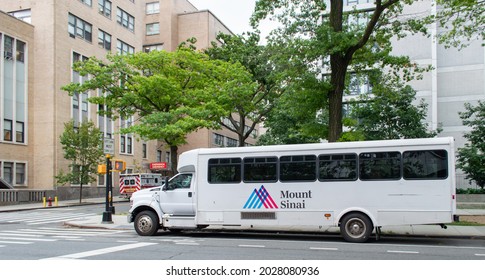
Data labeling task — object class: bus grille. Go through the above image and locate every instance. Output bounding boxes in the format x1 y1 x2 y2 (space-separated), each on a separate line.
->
241 212 276 220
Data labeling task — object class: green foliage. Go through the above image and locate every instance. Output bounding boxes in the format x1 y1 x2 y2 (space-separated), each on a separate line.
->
55 120 104 203
457 101 485 189
456 188 485 194
434 0 485 49
205 32 285 146
62 46 255 171
343 75 441 141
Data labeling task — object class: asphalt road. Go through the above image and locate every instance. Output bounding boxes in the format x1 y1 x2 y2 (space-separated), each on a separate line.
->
1 202 485 260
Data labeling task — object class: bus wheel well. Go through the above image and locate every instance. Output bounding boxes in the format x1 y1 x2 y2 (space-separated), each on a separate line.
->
338 211 372 226
132 206 157 219
338 211 374 243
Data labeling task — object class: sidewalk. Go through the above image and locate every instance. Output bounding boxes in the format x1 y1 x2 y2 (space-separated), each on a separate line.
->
2 198 485 239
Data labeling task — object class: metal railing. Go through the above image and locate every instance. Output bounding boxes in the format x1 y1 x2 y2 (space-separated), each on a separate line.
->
0 189 47 205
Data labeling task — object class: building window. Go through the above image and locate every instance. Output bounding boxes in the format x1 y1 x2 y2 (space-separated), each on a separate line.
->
2 162 13 184
72 52 90 126
143 44 163 53
4 35 14 60
16 41 25 63
213 133 224 146
146 2 160 14
142 143 147 158
98 0 111 18
117 40 134 54
226 137 238 147
120 117 133 155
157 150 162 162
68 13 92 42
98 29 111 50
79 0 92 6
146 23 160 35
116 8 135 32
8 9 32 23
16 122 24 143
3 119 12 141
15 163 26 185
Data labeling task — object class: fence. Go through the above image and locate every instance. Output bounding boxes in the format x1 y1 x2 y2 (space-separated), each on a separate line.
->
0 189 52 206
0 186 117 205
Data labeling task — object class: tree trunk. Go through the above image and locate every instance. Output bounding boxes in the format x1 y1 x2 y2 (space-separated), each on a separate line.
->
170 145 178 175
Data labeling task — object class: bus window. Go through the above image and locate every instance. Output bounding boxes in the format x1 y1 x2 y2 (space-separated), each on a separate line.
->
403 150 448 180
319 153 357 181
208 158 242 183
280 155 316 182
359 152 401 180
243 157 277 182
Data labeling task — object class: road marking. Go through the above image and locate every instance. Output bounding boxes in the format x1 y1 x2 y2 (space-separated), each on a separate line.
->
475 254 485 257
0 236 56 242
0 240 32 245
310 247 339 251
176 242 200 246
41 242 157 260
238 244 266 248
387 250 420 254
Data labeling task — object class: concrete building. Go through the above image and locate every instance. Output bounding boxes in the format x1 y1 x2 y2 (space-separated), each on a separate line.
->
0 0 259 191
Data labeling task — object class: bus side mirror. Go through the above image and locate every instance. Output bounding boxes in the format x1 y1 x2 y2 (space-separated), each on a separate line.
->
162 177 169 191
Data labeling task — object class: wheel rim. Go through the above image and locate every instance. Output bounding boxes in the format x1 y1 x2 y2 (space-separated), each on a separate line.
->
345 218 366 239
137 215 153 234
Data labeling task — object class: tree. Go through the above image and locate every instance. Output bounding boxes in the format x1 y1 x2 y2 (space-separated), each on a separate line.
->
434 0 485 49
457 101 485 189
343 75 441 141
251 0 434 142
205 32 286 146
62 46 255 173
55 120 104 203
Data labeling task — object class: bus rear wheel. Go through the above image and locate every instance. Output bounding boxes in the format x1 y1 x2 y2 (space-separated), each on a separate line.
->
134 210 159 236
340 213 373 243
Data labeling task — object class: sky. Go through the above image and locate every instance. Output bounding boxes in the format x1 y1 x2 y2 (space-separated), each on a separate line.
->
188 0 259 35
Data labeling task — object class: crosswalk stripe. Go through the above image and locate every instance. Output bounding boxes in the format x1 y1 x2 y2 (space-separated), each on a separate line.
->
0 212 96 224
0 236 56 242
42 242 157 260
0 240 32 245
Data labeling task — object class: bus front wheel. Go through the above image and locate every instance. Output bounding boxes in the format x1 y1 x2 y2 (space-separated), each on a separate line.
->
134 210 159 236
340 213 373 243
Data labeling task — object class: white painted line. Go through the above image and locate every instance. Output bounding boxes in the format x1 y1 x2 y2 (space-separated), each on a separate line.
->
41 242 157 260
238 244 265 248
387 250 419 254
310 247 339 251
176 243 200 246
0 240 32 245
117 240 139 243
475 254 485 257
0 236 56 242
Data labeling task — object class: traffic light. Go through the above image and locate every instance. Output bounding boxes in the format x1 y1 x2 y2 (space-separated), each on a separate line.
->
113 160 126 172
97 164 107 174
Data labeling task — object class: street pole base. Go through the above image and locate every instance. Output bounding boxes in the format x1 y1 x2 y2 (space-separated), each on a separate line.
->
102 211 113 224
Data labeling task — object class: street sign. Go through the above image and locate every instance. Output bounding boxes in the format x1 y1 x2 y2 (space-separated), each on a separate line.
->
103 138 114 155
150 162 168 170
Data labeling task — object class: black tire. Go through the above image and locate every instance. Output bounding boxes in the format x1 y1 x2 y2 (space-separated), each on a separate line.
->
134 210 159 236
340 213 373 243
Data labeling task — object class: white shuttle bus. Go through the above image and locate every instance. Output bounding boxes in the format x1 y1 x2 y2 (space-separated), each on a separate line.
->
128 137 457 242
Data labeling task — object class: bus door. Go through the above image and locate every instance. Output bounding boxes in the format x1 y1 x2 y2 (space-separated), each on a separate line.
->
159 173 195 216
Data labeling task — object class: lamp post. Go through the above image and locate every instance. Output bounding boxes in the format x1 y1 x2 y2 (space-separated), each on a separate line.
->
102 154 113 224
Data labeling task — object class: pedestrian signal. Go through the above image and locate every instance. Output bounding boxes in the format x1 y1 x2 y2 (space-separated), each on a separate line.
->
113 160 126 172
